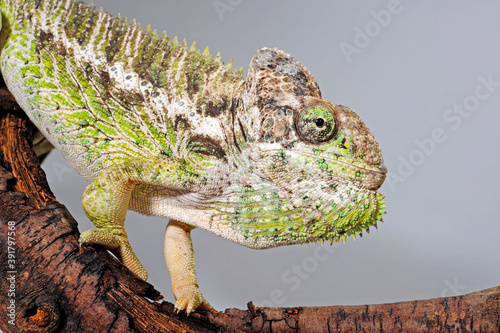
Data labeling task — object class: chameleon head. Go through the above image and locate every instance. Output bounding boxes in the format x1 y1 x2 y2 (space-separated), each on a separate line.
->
214 48 386 248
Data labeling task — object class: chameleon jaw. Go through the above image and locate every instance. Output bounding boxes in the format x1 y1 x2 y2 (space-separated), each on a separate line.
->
203 187 386 249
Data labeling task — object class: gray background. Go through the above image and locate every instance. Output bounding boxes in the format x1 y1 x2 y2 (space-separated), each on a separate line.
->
42 0 500 310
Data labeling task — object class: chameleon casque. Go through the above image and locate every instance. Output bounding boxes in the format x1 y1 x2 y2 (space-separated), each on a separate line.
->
0 0 387 314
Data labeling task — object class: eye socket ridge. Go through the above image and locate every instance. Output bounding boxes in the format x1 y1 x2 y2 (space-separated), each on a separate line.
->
295 103 337 144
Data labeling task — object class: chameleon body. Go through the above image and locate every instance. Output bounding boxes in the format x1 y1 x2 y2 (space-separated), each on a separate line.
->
0 0 387 313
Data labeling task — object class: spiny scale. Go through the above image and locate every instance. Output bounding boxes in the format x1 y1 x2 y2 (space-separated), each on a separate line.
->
190 41 197 51
215 52 222 64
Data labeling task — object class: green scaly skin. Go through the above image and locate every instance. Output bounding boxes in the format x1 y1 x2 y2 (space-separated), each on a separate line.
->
0 0 387 314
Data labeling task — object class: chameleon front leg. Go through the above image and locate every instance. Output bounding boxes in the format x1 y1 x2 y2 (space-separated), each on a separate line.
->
79 166 147 280
79 157 219 312
165 220 212 314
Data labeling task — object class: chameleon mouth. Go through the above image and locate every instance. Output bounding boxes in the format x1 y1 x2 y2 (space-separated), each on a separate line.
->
255 148 387 190
298 151 388 191
359 164 387 191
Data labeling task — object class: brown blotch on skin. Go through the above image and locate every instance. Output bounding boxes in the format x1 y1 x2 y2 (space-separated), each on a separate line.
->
38 30 54 46
174 115 191 131
205 99 227 117
189 135 227 161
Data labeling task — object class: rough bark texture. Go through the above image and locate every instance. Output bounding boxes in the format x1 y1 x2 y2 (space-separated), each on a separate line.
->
0 84 498 332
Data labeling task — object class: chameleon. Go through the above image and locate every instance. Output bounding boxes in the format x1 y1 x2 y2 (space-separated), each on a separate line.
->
0 0 387 314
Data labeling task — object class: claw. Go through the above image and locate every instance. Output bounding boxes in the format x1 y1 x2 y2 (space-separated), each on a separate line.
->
79 229 148 281
173 286 212 315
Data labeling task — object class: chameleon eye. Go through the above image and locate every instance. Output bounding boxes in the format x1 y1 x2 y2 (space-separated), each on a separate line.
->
295 104 336 143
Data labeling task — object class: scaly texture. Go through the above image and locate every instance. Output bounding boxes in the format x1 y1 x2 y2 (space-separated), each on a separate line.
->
0 0 387 314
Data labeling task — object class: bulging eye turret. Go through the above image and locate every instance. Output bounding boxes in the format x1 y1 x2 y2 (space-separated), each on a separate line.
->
295 104 336 144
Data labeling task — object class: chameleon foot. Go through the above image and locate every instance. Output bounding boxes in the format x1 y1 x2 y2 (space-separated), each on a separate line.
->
173 285 212 315
79 229 148 280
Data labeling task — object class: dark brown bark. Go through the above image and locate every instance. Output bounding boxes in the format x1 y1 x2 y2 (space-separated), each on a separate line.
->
0 85 498 332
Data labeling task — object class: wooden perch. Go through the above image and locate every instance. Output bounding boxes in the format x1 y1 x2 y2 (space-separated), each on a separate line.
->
0 84 499 333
